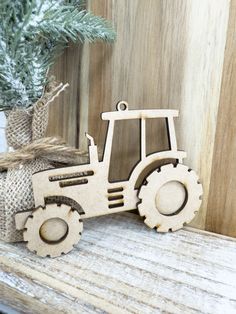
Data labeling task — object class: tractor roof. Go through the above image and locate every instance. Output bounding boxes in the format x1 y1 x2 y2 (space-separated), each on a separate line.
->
102 109 179 121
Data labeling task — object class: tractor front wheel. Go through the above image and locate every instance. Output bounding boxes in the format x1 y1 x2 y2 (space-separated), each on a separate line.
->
23 203 83 257
138 164 203 232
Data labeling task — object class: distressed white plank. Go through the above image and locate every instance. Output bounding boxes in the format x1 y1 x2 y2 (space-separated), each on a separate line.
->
0 213 236 314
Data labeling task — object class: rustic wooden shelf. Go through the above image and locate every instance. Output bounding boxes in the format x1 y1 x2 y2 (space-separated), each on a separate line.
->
0 213 236 313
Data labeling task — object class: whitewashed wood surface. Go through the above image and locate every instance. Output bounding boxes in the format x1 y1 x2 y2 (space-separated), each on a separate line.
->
0 213 236 314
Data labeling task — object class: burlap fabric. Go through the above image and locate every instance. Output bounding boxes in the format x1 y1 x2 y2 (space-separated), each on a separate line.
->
0 103 52 242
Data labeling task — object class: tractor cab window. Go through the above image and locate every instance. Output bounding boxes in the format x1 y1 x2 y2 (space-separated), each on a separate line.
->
108 117 170 182
146 118 170 155
109 119 140 182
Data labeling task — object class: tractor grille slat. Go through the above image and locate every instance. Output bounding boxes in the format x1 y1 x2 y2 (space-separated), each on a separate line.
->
107 187 123 193
59 178 88 188
107 187 124 208
108 195 123 201
108 202 124 209
49 171 94 182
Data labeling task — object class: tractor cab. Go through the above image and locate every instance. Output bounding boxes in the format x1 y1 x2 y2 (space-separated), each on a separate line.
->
87 101 184 176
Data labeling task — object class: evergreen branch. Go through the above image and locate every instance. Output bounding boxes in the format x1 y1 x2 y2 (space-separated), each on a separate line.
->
0 0 116 111
38 9 116 43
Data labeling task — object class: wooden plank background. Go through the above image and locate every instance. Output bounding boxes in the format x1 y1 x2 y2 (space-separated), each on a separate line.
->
48 44 82 147
49 0 236 237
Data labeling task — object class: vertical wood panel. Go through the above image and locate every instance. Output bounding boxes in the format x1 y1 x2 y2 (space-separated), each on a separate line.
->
175 0 230 228
47 44 81 147
80 0 230 231
206 0 236 237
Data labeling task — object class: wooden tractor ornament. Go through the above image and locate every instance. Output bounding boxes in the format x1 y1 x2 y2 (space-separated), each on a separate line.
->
15 101 203 257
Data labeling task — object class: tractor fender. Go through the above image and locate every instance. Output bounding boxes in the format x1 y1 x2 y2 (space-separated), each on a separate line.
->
45 195 85 215
129 150 186 189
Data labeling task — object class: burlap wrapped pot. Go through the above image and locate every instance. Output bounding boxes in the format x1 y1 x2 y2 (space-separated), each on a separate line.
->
0 103 52 242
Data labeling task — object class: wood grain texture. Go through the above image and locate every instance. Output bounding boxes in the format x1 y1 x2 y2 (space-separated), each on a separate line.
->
47 44 81 146
206 0 236 237
1 213 236 314
79 0 230 232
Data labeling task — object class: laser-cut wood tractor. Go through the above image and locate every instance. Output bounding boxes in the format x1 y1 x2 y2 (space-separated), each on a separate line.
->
15 101 203 257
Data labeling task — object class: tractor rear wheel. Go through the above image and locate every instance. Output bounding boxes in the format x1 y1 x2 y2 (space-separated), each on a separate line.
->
23 203 83 257
138 164 203 232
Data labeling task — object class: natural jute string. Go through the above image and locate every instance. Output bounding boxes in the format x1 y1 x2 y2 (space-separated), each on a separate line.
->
0 137 87 170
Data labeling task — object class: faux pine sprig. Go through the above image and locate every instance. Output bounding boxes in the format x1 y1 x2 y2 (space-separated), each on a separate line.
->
0 0 116 111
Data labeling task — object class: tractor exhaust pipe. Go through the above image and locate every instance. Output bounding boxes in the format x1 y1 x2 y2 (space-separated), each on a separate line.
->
86 133 99 164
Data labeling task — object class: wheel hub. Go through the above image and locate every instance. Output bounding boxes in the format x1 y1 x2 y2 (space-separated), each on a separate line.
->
39 218 69 244
155 181 187 215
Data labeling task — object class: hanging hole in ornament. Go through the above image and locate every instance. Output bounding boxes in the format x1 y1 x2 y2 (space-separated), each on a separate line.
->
116 101 129 111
